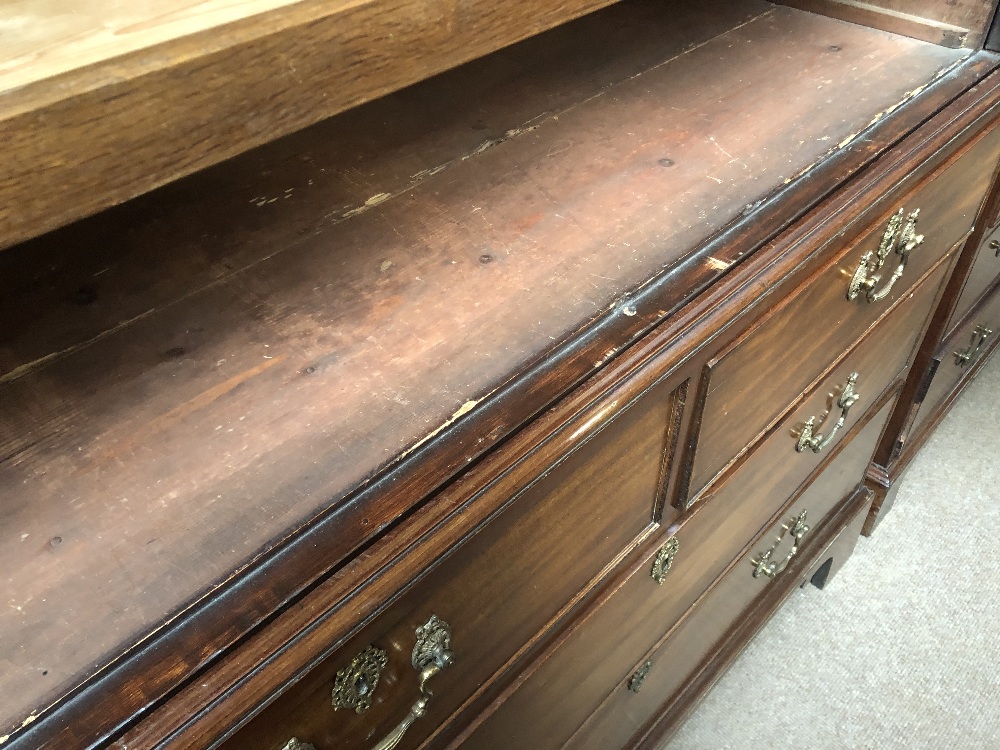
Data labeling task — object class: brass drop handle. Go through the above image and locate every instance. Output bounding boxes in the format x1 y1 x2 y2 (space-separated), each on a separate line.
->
751 510 810 579
848 208 924 303
795 373 860 454
954 325 993 367
990 239 1000 258
371 615 454 750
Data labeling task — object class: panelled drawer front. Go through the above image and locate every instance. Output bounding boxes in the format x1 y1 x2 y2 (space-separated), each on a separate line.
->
223 378 683 750
570 398 895 750
914 284 1000 435
693 247 951 502
946 225 1000 338
453 270 938 749
689 122 1000 496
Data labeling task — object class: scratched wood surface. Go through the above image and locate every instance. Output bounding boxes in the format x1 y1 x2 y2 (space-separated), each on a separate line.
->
0 0 968 737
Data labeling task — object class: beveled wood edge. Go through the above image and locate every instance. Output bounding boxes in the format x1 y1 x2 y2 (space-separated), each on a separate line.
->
10 53 1000 750
776 0 974 48
0 0 623 253
560 381 899 750
631 483 877 750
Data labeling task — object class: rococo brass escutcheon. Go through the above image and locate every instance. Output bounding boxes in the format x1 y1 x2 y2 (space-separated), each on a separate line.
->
954 324 994 367
332 645 389 714
281 739 316 750
629 660 654 693
751 510 810 579
370 615 454 750
847 207 924 303
795 372 861 454
651 537 680 584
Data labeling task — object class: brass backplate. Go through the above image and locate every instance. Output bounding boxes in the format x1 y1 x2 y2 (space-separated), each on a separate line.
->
651 537 680 584
332 645 389 714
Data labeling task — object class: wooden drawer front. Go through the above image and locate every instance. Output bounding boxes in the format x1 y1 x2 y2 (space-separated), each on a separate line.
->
221 378 682 750
691 247 951 503
688 123 1000 496
569 397 894 750
453 284 930 750
914 284 1000 435
947 226 1000 338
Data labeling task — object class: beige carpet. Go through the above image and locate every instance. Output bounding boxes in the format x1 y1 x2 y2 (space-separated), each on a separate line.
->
660 354 1000 750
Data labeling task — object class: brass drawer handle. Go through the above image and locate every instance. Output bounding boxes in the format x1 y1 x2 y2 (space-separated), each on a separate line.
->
751 510 810 579
954 325 993 367
372 614 454 750
628 660 653 693
650 537 680 584
282 741 316 750
795 372 860 454
848 208 923 303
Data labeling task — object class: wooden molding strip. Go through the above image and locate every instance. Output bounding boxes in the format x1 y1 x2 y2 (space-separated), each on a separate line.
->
778 0 972 47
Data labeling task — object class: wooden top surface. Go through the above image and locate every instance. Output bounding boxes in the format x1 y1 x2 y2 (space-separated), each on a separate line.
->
0 0 975 741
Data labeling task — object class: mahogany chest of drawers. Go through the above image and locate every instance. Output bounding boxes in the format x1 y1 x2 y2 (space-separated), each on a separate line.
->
2 2 1000 748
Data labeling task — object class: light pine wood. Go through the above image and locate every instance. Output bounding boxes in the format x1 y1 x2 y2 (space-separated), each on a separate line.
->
0 0 626 252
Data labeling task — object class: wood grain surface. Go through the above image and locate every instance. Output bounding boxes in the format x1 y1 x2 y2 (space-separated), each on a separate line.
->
687 117 1000 498
567 396 896 750
0 0 636 252
101 62 1000 750
0 3 993 748
776 0 996 46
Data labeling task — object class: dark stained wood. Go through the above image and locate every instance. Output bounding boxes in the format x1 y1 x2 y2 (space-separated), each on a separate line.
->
636 484 875 750
2 8 984 748
566 395 896 750
687 158 983 501
60 55 1000 750
946 225 1000 336
0 0 644 252
0 0 770 383
216 376 681 750
865 116 1000 501
864 286 1000 535
911 279 1000 436
453 338 912 749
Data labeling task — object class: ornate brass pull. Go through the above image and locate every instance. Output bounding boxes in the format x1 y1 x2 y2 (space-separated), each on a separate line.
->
989 239 1000 258
281 740 316 750
848 208 924 303
751 510 810 579
628 660 653 693
795 372 860 454
371 615 454 750
650 537 680 584
954 325 993 367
